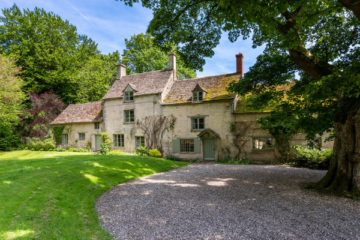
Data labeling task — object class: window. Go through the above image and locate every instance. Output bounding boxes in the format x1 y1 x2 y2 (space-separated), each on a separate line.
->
193 91 203 102
94 122 100 129
79 133 85 141
62 134 68 145
253 137 273 150
124 91 134 102
192 118 205 130
180 139 195 152
114 134 124 147
136 136 145 148
124 110 134 123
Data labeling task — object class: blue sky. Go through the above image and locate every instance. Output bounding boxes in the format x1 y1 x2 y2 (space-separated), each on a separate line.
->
1 0 265 77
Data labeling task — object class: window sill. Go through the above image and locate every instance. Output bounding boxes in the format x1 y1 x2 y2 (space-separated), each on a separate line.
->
123 122 135 124
113 146 125 148
179 152 197 154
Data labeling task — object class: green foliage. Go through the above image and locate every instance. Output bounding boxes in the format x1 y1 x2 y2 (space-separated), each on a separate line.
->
149 149 161 158
100 132 112 155
26 138 55 151
288 146 333 170
0 150 187 239
53 127 65 145
0 4 120 103
165 155 180 161
73 52 121 103
0 122 22 151
0 54 26 124
136 146 149 156
107 150 125 155
122 33 196 79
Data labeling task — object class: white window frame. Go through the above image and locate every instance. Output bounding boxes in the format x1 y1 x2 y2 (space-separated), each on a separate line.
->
180 139 195 153
124 91 134 102
193 91 203 102
114 134 125 147
252 137 274 150
124 110 135 123
78 133 85 141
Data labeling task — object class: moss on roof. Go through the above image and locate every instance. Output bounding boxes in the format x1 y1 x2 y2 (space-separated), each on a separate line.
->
163 73 240 104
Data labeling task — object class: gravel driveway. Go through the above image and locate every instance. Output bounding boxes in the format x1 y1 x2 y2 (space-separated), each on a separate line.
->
96 164 360 239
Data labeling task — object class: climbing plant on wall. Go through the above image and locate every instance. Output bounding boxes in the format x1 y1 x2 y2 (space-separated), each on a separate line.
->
137 115 176 154
53 126 65 145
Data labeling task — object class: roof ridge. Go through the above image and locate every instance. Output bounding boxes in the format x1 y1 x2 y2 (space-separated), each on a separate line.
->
174 72 239 82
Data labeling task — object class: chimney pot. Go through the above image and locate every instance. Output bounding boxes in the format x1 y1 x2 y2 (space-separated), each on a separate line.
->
117 63 126 79
236 53 244 76
169 52 176 71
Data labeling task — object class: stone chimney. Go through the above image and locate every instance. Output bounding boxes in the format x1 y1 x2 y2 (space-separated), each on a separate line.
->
236 53 244 76
116 63 126 79
169 52 176 70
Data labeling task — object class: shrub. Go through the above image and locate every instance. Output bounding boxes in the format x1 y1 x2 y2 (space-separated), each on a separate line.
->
165 155 180 161
107 150 125 155
136 146 149 156
289 145 332 170
0 122 22 151
100 132 112 155
68 147 74 152
149 149 161 158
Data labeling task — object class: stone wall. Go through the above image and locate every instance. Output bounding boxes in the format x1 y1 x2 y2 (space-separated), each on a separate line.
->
56 122 102 151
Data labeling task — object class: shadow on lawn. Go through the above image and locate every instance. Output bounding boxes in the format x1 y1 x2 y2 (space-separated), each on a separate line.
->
0 151 185 240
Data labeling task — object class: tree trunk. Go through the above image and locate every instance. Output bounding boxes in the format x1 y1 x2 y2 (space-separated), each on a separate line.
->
317 104 360 196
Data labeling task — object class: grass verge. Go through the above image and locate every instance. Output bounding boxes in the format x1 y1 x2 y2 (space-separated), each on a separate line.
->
0 150 187 239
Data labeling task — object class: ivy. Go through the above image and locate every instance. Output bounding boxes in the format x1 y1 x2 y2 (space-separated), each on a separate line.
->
53 126 65 145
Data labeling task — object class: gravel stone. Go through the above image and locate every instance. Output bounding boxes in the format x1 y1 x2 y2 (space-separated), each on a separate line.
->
96 164 360 240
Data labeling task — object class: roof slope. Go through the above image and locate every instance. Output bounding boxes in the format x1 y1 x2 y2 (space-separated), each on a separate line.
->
103 70 173 100
51 101 103 124
163 73 240 104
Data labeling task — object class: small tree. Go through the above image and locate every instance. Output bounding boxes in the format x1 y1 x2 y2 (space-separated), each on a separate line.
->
19 90 65 139
137 115 176 154
230 121 254 160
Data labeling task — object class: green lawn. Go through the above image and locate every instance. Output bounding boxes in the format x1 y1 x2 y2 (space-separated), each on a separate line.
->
0 151 187 240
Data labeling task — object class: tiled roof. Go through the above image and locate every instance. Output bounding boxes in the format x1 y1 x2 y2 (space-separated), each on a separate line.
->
51 101 103 124
234 81 295 113
163 73 240 104
103 70 173 100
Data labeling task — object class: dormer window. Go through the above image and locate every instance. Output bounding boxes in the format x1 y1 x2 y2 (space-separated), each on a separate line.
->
124 91 134 102
193 91 203 102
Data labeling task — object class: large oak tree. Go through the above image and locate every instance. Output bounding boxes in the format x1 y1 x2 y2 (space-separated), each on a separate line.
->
120 0 360 195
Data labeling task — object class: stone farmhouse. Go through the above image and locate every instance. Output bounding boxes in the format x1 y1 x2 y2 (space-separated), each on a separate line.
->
51 53 333 162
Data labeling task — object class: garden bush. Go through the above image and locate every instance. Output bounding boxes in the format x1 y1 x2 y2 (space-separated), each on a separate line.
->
26 137 56 151
100 132 112 155
107 150 125 155
136 146 149 156
289 145 332 170
149 149 161 158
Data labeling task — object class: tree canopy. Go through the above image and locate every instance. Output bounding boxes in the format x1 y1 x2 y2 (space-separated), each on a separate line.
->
122 33 196 79
120 0 360 195
0 4 119 103
0 54 26 124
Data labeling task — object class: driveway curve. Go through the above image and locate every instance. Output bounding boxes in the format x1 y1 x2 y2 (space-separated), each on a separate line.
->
96 164 360 240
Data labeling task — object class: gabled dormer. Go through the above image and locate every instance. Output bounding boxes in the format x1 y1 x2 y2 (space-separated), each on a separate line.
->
122 83 138 102
192 84 207 103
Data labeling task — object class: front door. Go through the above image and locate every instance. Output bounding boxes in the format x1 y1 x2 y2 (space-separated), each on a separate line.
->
203 138 215 160
95 135 102 151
